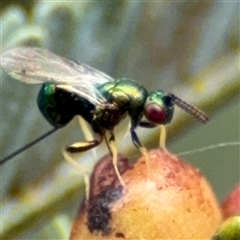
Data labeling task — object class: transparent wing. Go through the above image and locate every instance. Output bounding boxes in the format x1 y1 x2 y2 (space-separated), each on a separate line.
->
1 47 114 104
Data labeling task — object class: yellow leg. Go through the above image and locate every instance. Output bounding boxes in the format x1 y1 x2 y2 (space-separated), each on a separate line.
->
63 135 103 200
130 127 152 176
108 134 126 187
123 120 131 139
62 149 91 200
78 116 97 157
78 116 93 142
159 125 167 149
103 132 111 154
139 146 152 176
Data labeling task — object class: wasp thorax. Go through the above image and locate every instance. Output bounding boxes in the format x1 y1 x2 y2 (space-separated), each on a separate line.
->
144 90 174 125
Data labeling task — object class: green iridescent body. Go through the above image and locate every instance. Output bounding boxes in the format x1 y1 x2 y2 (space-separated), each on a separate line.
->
0 47 209 194
37 83 95 128
94 79 149 131
37 79 174 141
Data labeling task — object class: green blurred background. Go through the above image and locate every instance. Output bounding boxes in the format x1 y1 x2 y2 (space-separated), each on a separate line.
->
0 1 239 239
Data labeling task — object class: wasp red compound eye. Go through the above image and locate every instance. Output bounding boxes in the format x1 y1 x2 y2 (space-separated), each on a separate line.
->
144 103 166 124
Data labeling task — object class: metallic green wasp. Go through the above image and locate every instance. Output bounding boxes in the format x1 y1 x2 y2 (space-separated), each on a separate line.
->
0 47 209 199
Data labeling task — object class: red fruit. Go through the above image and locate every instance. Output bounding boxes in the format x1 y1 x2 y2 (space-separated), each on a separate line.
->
70 149 222 239
222 184 240 220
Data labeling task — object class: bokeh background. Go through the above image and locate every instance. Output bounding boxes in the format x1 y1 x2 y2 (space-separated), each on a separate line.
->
0 1 239 239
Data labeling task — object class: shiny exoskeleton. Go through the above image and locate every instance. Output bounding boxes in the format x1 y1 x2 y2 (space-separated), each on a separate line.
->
37 78 174 152
0 47 209 198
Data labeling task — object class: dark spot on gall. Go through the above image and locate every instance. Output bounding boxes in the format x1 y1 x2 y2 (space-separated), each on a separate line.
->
115 232 125 238
86 154 131 236
87 186 123 236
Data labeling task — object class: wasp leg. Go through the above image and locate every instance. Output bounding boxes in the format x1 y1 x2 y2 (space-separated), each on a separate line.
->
103 132 111 154
78 116 96 157
139 121 167 149
78 116 94 142
63 137 103 200
123 120 131 140
62 149 91 200
130 128 151 174
159 125 167 149
108 131 126 187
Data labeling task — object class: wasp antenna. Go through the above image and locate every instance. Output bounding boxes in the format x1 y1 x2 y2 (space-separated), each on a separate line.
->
0 127 58 165
169 93 209 124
